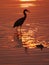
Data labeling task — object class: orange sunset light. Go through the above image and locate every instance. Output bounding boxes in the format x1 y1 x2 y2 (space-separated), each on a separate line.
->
20 0 37 1
19 0 37 8
20 3 36 8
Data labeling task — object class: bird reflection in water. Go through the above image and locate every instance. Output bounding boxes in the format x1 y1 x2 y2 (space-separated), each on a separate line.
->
14 32 22 48
14 32 28 53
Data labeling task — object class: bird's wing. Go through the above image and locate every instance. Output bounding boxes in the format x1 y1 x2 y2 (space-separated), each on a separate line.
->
13 16 25 27
16 17 24 24
16 17 25 23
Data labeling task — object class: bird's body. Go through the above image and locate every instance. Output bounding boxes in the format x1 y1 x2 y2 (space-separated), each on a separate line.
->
13 17 26 27
13 9 29 28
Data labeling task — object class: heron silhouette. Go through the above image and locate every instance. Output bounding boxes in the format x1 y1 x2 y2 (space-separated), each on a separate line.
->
13 9 29 35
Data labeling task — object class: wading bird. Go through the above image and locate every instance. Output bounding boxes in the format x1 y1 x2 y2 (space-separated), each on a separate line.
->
13 9 29 29
13 9 29 35
13 9 29 48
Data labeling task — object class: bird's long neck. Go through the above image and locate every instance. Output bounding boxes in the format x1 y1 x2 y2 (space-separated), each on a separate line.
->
24 11 27 18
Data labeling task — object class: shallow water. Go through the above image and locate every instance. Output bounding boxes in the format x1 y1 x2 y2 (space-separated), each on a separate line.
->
0 47 49 65
0 0 49 65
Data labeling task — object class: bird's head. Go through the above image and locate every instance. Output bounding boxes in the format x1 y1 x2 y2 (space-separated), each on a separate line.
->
24 9 30 13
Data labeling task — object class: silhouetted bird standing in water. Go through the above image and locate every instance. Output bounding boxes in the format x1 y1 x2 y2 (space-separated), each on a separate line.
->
13 9 29 48
13 9 29 34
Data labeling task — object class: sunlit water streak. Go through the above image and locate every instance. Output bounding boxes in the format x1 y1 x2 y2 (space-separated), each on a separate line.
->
20 0 37 1
20 3 36 8
0 0 49 54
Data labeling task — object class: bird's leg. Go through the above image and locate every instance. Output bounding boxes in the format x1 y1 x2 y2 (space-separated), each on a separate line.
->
15 27 19 38
20 26 22 39
20 26 21 34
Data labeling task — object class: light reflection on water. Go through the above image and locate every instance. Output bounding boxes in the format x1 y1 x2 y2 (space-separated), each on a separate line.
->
0 25 49 49
19 0 37 8
20 3 36 8
20 0 37 2
0 0 49 65
0 0 49 49
14 0 40 8
12 27 49 49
